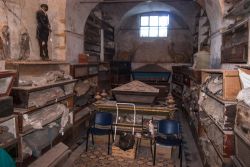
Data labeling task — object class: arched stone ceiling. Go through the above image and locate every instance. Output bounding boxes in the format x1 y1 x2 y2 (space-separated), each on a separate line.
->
116 1 191 31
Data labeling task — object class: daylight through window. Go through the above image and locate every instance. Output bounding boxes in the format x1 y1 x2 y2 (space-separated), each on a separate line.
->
140 15 169 37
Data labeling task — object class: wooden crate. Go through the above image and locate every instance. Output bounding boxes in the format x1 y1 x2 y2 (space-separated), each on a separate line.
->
201 69 250 101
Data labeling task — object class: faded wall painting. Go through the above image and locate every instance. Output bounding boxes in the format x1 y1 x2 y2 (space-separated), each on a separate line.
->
0 0 67 61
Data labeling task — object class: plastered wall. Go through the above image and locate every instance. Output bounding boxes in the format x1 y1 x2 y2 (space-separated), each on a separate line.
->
0 0 67 61
116 14 193 63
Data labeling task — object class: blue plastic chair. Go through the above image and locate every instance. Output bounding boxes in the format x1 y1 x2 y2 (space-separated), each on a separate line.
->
153 120 182 166
85 112 114 154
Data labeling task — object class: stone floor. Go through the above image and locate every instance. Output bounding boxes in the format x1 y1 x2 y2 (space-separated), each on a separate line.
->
63 110 203 167
73 143 175 167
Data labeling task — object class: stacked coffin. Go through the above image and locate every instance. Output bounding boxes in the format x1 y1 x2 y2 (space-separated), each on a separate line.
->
232 68 250 167
198 69 243 167
0 71 19 159
5 61 77 162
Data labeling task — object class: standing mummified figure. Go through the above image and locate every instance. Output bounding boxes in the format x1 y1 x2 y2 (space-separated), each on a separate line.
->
36 4 51 60
19 31 30 60
2 25 10 59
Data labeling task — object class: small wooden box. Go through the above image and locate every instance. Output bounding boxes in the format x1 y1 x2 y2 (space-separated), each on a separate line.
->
201 69 250 101
79 53 89 63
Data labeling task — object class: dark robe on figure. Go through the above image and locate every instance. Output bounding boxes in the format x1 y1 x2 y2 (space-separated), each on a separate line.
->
36 9 50 59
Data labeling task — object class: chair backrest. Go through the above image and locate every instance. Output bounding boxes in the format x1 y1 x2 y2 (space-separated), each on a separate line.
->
157 120 180 135
95 112 113 126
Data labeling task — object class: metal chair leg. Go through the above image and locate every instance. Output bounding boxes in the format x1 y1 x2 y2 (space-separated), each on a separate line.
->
135 138 140 158
86 130 90 152
108 133 110 155
179 144 182 167
179 144 182 158
91 132 94 145
111 130 114 142
153 142 156 166
150 139 153 160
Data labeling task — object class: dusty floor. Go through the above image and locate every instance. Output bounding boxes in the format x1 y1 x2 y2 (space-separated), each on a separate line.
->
73 143 175 167
63 110 203 167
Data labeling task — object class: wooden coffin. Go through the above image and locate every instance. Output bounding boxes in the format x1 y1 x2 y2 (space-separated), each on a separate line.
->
11 79 76 110
0 96 13 118
0 115 18 148
200 93 237 130
236 102 250 142
221 20 248 63
201 69 250 101
14 95 73 133
112 80 159 104
234 127 250 167
5 61 70 87
132 64 171 84
0 71 16 97
199 132 223 167
199 110 234 160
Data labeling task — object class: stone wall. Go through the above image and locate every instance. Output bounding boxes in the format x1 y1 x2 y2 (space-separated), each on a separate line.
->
99 1 199 67
116 14 192 63
0 0 244 68
65 0 98 63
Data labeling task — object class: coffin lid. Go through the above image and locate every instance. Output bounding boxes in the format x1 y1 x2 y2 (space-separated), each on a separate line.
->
112 80 159 93
133 64 169 73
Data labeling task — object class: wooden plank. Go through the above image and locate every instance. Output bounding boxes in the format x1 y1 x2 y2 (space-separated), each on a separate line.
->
29 142 69 167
